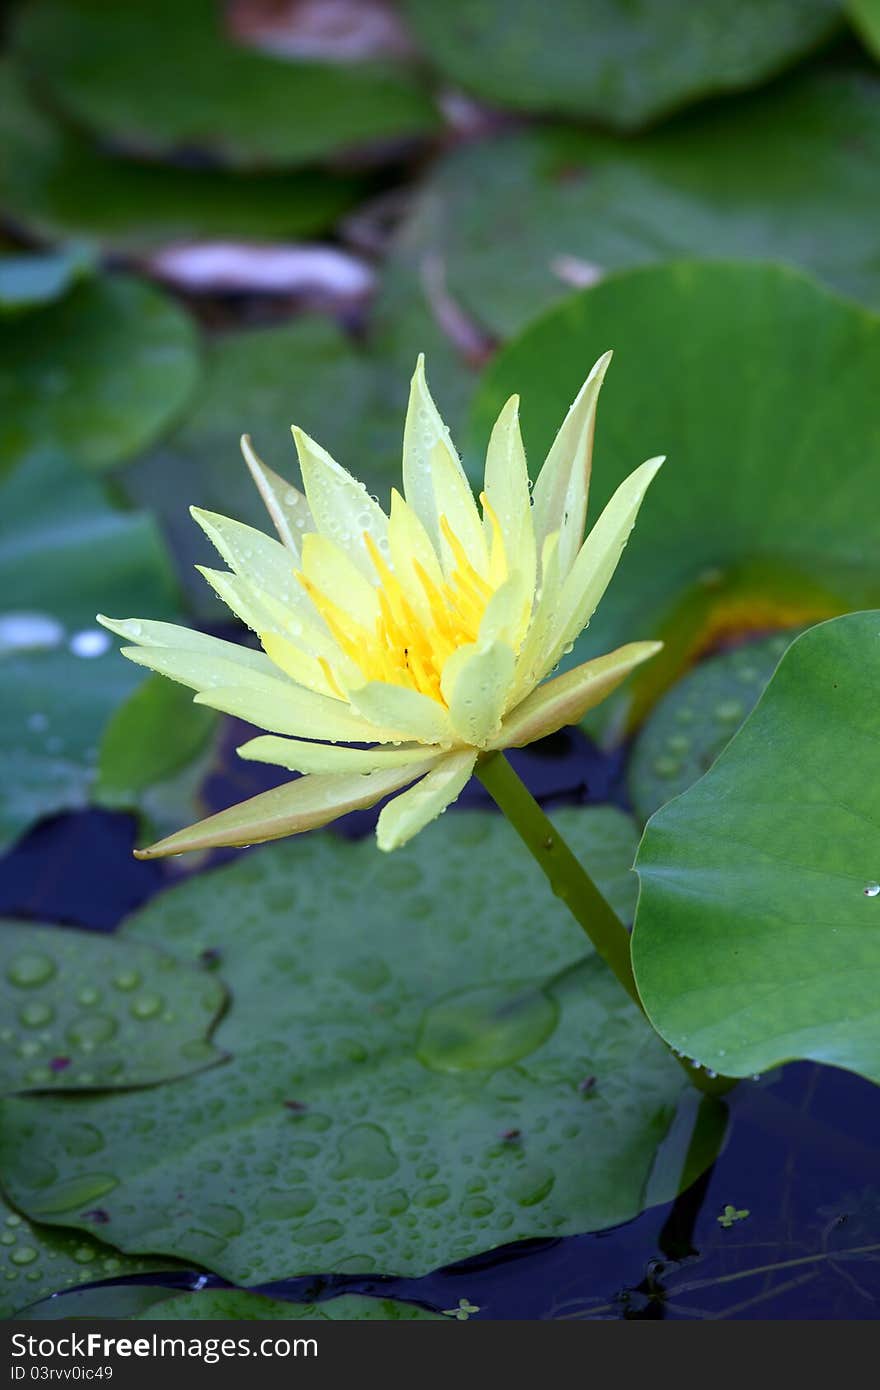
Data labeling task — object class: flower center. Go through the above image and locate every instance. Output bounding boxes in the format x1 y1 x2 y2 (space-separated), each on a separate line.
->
297 500 504 705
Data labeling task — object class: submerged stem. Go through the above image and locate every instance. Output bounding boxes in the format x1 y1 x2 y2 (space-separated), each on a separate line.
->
475 751 733 1097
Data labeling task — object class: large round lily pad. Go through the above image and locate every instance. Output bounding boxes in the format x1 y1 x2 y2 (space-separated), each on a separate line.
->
121 315 403 613
0 63 362 251
390 70 880 350
403 0 841 130
472 262 880 730
0 920 225 1094
0 454 179 851
633 613 880 1084
0 273 200 475
0 808 690 1282
14 0 438 170
628 632 796 821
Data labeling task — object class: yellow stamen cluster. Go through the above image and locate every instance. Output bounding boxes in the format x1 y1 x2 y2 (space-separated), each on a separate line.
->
297 499 505 705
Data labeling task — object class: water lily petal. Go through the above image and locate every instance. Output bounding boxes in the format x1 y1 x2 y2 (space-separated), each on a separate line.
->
241 433 312 554
531 351 612 579
193 684 408 743
494 642 663 749
197 566 282 637
546 456 665 672
376 750 477 851
134 762 436 859
509 532 563 701
238 736 439 775
387 486 444 625
118 644 296 698
190 507 300 605
97 614 271 674
479 570 532 652
483 394 535 597
292 425 388 577
259 631 344 700
348 680 455 745
402 355 486 573
300 532 380 630
441 639 517 746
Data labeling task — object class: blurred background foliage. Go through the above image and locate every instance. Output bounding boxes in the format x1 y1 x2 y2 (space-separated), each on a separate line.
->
2 0 880 1319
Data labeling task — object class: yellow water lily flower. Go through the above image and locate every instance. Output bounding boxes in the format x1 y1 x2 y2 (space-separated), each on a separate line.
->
99 352 663 857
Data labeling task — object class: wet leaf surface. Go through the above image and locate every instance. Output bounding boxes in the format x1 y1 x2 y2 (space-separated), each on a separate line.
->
0 808 691 1282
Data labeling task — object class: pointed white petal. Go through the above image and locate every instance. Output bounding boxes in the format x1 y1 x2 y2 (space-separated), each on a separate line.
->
441 639 517 747
493 642 663 749
119 644 294 698
531 350 612 577
97 614 270 674
300 532 379 630
402 355 485 572
546 456 664 672
259 631 344 700
193 684 409 743
190 507 300 606
387 487 444 625
483 394 535 597
134 761 436 859
241 434 312 554
376 750 477 851
509 531 563 701
348 681 455 745
238 736 440 775
292 426 388 578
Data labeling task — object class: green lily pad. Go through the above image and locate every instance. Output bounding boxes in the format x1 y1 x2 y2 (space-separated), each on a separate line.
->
403 0 841 130
0 244 94 315
389 69 880 350
0 454 179 851
0 808 690 1282
14 0 438 170
0 1188 181 1321
848 0 880 55
0 920 226 1093
122 315 403 613
628 633 796 821
0 62 362 251
0 273 200 475
472 262 880 732
633 613 880 1084
136 1290 443 1320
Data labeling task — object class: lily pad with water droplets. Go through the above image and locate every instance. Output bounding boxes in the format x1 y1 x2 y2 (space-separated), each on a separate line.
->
633 613 880 1084
473 262 880 733
628 632 798 822
0 1187 180 1321
0 808 692 1282
0 454 179 851
403 0 842 130
0 920 225 1094
0 273 200 476
13 0 438 171
135 1290 443 1320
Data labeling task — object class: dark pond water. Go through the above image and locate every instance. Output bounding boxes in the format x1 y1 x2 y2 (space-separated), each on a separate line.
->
4 733 879 1321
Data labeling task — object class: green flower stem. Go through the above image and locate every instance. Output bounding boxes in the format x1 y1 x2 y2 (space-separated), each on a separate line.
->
475 751 734 1097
